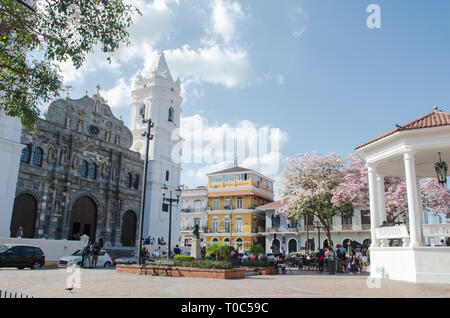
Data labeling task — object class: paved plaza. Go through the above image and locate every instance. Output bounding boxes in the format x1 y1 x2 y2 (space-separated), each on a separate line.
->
0 267 449 298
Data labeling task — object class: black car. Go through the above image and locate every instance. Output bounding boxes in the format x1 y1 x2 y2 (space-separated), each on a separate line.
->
0 244 45 270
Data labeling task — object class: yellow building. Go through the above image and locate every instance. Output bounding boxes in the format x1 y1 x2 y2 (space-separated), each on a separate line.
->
205 164 274 252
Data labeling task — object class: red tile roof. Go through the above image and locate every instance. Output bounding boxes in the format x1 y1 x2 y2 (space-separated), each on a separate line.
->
355 107 450 150
256 200 284 210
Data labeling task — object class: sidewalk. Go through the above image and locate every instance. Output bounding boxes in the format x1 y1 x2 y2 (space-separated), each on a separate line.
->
0 267 449 298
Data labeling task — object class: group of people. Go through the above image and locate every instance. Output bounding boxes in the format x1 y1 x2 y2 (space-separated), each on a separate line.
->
81 239 103 268
143 236 166 246
298 244 369 275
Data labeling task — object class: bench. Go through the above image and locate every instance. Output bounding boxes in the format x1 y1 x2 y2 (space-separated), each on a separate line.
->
375 225 410 247
140 260 175 277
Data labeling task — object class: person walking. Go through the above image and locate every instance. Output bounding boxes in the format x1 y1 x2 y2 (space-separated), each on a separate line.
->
91 242 100 268
98 234 104 249
335 244 343 273
350 250 358 274
16 226 24 238
83 242 91 268
173 244 181 256
318 249 325 273
328 247 336 275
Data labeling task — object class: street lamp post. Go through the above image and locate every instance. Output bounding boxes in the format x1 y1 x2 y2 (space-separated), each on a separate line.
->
314 220 323 250
162 183 182 259
137 118 154 266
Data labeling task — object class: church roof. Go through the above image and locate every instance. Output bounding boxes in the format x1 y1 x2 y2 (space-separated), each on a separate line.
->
355 107 450 150
207 166 253 175
150 51 173 82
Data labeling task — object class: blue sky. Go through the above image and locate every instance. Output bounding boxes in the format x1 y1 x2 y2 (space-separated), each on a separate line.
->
56 0 450 196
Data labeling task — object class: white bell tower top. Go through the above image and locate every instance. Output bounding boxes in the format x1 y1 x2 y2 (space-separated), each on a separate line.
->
128 51 183 242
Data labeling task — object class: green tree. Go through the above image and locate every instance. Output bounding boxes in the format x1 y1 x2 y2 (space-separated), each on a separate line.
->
249 243 265 257
206 242 232 261
0 0 140 128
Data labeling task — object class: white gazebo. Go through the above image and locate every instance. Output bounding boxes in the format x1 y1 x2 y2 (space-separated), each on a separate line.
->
355 107 450 284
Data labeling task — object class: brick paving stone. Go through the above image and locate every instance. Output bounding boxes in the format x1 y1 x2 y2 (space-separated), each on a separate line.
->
0 268 449 298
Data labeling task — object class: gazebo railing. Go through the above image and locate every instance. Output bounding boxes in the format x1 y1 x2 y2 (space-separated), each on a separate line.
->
422 224 450 238
375 225 410 247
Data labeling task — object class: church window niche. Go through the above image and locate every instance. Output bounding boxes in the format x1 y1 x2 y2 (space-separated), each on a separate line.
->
88 163 97 179
105 131 111 143
77 121 83 133
65 117 71 129
126 173 132 188
115 135 120 146
32 147 43 166
132 174 139 189
80 160 88 177
165 170 170 182
168 107 174 122
21 145 32 163
139 104 146 119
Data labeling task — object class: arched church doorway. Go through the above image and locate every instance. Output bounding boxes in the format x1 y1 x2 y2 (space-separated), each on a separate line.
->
10 193 37 238
121 210 137 247
69 196 97 241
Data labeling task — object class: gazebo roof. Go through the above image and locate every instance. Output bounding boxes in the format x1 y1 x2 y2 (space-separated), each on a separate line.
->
355 107 450 150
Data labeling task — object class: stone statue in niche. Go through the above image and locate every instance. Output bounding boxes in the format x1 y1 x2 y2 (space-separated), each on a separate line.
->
60 149 66 166
113 164 118 179
102 163 108 178
77 121 82 133
54 201 60 215
72 154 78 170
47 147 54 163
65 117 71 129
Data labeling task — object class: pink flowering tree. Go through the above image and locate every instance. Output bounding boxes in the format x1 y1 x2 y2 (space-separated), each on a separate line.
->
332 154 450 223
421 178 450 215
277 152 347 249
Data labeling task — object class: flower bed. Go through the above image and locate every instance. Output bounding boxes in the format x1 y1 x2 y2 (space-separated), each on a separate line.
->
116 264 245 279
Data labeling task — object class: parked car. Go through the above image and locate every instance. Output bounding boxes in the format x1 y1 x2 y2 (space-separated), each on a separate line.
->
58 250 112 268
113 251 138 265
0 244 45 270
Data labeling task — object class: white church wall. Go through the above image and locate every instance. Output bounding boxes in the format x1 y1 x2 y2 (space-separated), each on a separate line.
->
0 111 23 238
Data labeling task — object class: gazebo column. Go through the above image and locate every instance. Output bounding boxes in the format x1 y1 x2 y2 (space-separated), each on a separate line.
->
367 165 380 247
376 174 387 225
403 150 423 247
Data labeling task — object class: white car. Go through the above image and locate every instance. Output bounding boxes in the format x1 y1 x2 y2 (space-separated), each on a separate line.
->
114 251 138 265
58 250 113 268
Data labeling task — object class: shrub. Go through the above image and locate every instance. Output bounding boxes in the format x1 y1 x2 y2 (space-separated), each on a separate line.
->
174 259 233 269
206 242 232 260
249 244 265 257
174 255 194 261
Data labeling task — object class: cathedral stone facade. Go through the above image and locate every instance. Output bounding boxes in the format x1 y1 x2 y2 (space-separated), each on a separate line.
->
11 90 143 247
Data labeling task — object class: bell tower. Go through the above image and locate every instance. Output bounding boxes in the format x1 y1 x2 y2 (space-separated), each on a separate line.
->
130 51 183 244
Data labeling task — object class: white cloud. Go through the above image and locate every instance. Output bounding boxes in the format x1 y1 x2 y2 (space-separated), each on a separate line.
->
179 114 289 193
291 7 308 39
102 78 133 109
164 44 255 88
209 0 245 43
58 0 177 84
